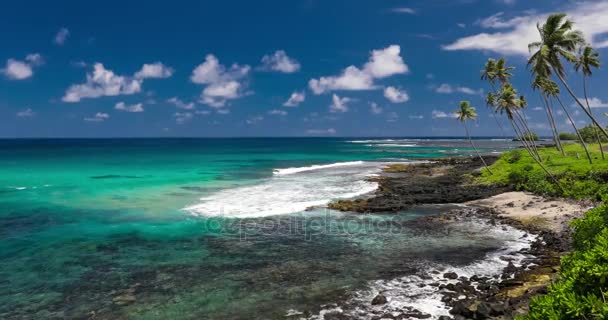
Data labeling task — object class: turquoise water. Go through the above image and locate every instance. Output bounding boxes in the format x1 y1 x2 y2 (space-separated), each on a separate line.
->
0 138 524 319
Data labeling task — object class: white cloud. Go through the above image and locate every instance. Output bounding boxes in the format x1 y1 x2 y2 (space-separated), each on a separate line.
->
191 54 251 107
283 91 305 107
134 62 174 79
84 112 109 122
195 110 211 115
443 2 608 56
329 94 352 113
16 108 35 117
384 86 409 103
583 97 608 108
370 102 382 114
2 53 43 80
457 23 466 28
309 45 408 94
167 97 195 110
54 28 69 45
391 7 416 14
432 110 458 119
114 102 144 112
63 63 143 102
174 112 193 124
246 115 264 124
306 128 336 135
435 83 482 95
409 115 424 119
259 50 301 73
386 112 399 122
268 109 288 116
532 107 544 111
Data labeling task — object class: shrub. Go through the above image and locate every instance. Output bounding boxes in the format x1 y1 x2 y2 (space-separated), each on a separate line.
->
513 132 540 141
578 125 608 143
558 132 578 141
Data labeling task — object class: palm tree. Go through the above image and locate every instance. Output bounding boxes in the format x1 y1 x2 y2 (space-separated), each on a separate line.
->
494 58 515 84
455 101 492 173
532 76 565 155
528 13 608 140
481 59 507 138
542 77 593 163
575 46 604 159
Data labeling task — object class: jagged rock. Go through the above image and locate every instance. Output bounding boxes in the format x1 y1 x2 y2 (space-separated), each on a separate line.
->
443 272 458 280
371 294 388 305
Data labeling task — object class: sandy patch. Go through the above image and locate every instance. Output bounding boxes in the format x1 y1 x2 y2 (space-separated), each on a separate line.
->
467 191 589 232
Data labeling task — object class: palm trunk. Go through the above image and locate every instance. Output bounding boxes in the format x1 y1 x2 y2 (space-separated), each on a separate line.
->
583 75 605 160
554 70 608 140
514 110 542 161
556 95 593 164
545 95 566 156
464 122 492 174
510 115 541 163
539 93 564 155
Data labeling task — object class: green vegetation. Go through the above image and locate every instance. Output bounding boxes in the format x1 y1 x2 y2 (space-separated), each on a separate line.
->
480 144 608 200
579 124 608 143
558 132 578 141
522 205 608 319
513 132 540 141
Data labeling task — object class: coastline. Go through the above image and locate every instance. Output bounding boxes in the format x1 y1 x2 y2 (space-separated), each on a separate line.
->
326 156 589 319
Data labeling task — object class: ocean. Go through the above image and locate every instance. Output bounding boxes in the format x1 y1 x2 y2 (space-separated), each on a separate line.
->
0 138 531 319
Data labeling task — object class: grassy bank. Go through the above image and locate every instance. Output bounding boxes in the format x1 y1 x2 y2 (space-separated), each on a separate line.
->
477 144 608 319
479 143 608 201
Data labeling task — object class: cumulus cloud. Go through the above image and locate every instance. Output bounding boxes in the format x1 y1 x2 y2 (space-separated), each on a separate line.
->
443 2 608 55
391 7 416 14
435 83 482 95
283 91 305 107
370 102 382 114
174 112 193 124
63 62 171 102
134 62 174 79
268 109 288 116
2 53 43 80
16 108 35 117
309 45 408 94
329 94 352 113
432 110 458 119
582 97 608 108
54 28 69 45
84 112 109 122
259 50 301 73
306 128 336 135
167 97 195 110
114 102 144 112
384 86 409 103
191 54 251 107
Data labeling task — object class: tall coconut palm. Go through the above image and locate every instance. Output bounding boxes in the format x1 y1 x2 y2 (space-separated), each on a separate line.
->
455 101 492 173
542 77 593 163
494 58 515 84
532 76 565 155
495 84 560 180
481 59 507 137
575 46 604 159
528 13 608 140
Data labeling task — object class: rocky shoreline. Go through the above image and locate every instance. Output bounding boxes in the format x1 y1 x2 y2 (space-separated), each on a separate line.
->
325 157 585 320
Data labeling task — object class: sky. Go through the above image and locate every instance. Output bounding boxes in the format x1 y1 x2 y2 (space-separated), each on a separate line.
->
2 0 608 138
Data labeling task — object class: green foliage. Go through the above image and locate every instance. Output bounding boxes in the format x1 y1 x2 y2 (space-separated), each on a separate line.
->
559 132 578 141
513 132 540 141
480 143 608 200
522 208 608 320
578 124 608 143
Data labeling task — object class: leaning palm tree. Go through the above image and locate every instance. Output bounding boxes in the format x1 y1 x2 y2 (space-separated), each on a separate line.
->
528 13 608 140
532 76 565 155
455 101 492 173
495 84 558 182
481 59 507 138
542 77 593 163
575 46 604 159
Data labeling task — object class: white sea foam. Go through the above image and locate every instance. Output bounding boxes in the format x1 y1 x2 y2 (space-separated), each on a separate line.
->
273 161 365 176
307 217 536 320
184 161 395 218
369 144 417 147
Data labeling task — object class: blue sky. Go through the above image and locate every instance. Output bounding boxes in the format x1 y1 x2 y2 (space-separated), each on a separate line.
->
2 0 608 137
